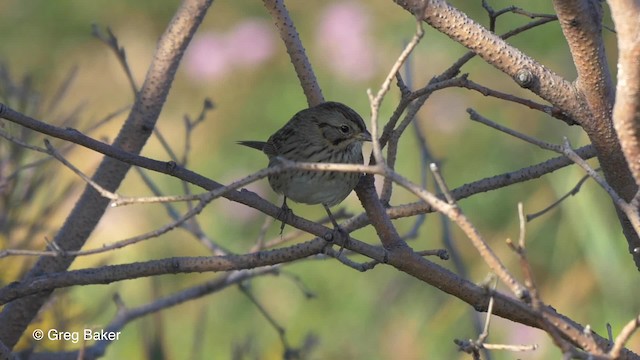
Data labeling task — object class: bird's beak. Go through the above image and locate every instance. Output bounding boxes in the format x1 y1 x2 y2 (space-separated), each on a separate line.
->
359 130 372 142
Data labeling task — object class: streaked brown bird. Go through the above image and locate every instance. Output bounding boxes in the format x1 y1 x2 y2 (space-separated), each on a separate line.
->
239 101 371 232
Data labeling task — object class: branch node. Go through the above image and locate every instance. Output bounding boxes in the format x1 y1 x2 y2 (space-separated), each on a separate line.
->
514 69 535 89
165 160 178 174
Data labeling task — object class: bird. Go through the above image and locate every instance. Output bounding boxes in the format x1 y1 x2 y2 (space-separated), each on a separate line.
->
238 101 371 235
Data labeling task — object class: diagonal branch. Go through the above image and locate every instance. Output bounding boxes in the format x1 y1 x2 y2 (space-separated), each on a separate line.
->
263 0 324 106
608 0 640 188
393 0 579 119
552 0 615 129
0 0 214 349
392 0 640 269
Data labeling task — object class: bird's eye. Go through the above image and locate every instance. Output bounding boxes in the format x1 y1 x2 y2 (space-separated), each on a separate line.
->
339 125 350 134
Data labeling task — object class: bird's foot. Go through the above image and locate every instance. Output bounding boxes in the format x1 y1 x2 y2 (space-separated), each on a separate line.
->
277 198 293 234
323 225 350 257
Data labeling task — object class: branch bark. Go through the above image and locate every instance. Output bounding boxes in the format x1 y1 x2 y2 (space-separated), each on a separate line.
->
0 0 214 348
392 0 640 269
554 0 640 267
263 0 324 106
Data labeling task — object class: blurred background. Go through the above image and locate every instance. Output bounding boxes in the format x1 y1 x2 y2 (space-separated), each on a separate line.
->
0 0 637 359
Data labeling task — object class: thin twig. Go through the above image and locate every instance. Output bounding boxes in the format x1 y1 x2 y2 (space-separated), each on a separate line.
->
368 19 425 165
46 66 78 114
92 24 138 94
53 268 277 359
468 108 561 151
430 163 455 204
560 138 640 238
526 174 591 221
610 315 640 358
134 167 228 256
238 282 291 351
323 246 380 272
506 203 539 308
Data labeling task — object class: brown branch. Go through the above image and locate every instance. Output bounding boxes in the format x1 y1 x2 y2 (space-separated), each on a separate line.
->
262 0 323 106
610 314 640 359
378 13 561 164
552 0 640 268
387 167 529 300
0 102 599 248
21 268 277 360
91 25 138 95
608 1 640 188
0 0 215 349
394 0 578 118
368 19 424 165
0 242 327 305
5 101 631 356
445 76 576 126
3 233 630 357
357 20 425 253
355 174 406 251
552 0 614 128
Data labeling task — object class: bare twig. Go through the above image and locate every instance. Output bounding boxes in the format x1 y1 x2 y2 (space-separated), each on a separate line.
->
429 163 454 204
560 138 640 239
506 203 540 308
35 268 276 359
526 174 591 221
388 166 529 300
610 315 640 358
368 19 424 165
482 0 556 32
0 0 216 348
468 108 561 151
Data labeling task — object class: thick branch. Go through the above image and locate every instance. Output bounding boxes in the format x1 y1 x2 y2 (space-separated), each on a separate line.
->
608 0 640 188
393 0 580 121
0 103 600 254
553 0 640 267
2 108 636 357
393 0 640 269
3 238 634 357
552 0 615 127
0 0 214 348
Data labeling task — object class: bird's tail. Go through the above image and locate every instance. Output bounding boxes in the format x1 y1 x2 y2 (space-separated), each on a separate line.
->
237 141 267 151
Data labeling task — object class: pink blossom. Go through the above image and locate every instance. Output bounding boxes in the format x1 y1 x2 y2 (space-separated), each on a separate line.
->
316 2 376 81
227 21 276 66
184 32 232 81
184 19 276 81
